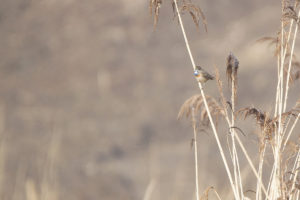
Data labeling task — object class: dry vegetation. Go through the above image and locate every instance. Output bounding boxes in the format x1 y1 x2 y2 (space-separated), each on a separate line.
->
152 0 300 199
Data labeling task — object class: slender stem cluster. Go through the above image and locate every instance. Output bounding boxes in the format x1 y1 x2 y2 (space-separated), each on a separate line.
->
171 0 300 199
269 6 300 200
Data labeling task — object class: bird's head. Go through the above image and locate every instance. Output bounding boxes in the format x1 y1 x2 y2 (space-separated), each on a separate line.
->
194 69 200 77
194 66 202 76
196 65 202 70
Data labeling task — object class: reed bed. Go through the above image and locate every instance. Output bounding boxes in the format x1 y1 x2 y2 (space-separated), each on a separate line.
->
151 0 300 199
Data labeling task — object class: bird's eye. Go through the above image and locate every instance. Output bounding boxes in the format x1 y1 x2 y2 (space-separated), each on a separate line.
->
194 70 199 76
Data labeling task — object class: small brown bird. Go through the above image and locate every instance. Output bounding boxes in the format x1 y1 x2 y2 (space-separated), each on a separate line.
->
194 65 214 83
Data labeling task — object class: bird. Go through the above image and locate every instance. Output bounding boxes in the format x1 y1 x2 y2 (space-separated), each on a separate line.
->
194 65 214 83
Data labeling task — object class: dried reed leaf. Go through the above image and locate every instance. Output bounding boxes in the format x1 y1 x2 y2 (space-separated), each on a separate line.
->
283 6 298 22
237 107 299 140
198 6 208 32
200 186 220 200
256 35 281 56
189 11 199 29
256 36 278 45
200 186 213 200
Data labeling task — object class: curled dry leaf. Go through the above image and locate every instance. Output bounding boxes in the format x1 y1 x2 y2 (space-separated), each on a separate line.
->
200 186 221 200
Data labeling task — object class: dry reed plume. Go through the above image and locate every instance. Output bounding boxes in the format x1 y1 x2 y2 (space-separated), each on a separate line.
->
150 0 207 31
178 94 224 127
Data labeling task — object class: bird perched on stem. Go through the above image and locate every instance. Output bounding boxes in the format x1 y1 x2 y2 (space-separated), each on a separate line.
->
194 65 214 83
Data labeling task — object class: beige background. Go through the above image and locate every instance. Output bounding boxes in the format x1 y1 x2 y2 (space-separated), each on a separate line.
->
0 0 299 199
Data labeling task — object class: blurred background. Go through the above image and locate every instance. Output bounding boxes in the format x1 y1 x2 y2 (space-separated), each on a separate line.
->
0 0 299 199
